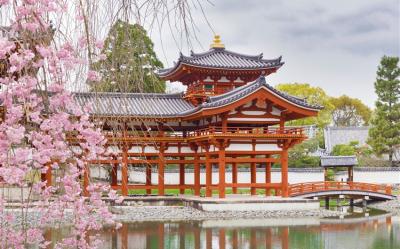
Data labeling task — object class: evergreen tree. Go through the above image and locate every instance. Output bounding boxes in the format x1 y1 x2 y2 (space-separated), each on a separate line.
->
91 20 165 93
367 56 400 166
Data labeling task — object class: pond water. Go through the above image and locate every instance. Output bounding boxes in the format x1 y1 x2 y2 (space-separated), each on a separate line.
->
92 208 399 249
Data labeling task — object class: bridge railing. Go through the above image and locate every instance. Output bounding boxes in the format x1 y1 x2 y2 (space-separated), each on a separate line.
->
288 181 392 196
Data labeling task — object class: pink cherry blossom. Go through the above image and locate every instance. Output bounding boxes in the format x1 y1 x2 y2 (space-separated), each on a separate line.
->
0 0 118 247
87 70 101 82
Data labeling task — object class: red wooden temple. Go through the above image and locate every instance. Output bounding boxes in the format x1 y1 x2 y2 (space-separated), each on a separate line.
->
73 35 322 198
1 34 321 198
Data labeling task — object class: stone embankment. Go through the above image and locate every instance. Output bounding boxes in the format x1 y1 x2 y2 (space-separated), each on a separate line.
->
371 198 400 215
111 206 341 222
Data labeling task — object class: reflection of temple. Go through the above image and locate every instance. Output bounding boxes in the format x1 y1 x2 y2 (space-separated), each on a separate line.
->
86 215 394 249
104 223 289 249
41 214 397 248
68 35 322 198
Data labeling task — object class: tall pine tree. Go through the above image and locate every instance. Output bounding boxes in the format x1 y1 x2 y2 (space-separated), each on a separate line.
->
367 56 400 166
91 20 165 93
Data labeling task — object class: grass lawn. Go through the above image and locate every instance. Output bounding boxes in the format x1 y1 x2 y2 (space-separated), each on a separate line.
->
127 188 275 196
319 199 349 207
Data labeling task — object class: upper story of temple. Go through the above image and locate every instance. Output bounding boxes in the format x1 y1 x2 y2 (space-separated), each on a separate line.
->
1 33 322 142
157 35 284 105
70 35 322 138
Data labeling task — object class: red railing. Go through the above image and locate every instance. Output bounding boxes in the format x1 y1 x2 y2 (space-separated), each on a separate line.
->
186 88 228 96
186 126 304 137
101 126 305 141
288 181 392 196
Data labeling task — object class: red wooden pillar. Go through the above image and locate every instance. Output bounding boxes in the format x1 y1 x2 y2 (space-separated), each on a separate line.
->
232 159 238 194
206 228 212 249
158 145 165 196
205 149 212 197
232 229 239 249
281 149 289 197
194 227 201 249
179 223 186 249
265 155 272 196
218 144 226 198
219 114 228 199
266 228 272 249
121 146 129 196
281 227 289 249
146 161 152 195
43 230 52 247
250 155 256 195
194 152 201 196
158 224 165 249
83 163 90 197
41 162 52 187
219 229 226 249
179 156 185 194
111 157 118 187
120 223 128 249
250 229 257 249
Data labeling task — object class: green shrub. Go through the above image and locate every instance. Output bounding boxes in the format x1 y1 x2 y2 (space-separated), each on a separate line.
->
288 137 320 167
332 144 356 156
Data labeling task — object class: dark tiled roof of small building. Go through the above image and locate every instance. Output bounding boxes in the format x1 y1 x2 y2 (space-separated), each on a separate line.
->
73 92 195 117
320 156 358 167
157 48 284 77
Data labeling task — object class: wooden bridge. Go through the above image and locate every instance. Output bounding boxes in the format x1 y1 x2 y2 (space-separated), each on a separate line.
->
289 181 396 201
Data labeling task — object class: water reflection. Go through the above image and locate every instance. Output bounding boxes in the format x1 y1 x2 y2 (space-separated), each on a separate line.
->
92 214 398 249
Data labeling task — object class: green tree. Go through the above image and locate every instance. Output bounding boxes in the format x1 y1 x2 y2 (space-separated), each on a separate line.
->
330 95 372 127
288 137 320 167
91 20 165 93
367 56 400 166
276 83 334 128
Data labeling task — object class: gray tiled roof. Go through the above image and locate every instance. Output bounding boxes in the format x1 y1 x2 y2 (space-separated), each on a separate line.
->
73 92 194 117
200 77 323 110
320 156 358 167
157 48 284 76
72 77 321 118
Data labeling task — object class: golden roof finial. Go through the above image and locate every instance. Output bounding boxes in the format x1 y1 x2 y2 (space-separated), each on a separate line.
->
210 34 225 49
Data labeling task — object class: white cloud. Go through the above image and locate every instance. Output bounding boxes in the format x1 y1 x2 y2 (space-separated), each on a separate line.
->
149 0 399 107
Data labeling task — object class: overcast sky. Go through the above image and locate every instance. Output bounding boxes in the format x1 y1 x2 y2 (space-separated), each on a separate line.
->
150 0 399 107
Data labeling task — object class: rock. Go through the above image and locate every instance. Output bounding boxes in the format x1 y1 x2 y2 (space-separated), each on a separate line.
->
112 206 345 222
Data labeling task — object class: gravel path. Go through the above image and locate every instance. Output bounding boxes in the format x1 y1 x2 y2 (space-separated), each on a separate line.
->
111 206 342 222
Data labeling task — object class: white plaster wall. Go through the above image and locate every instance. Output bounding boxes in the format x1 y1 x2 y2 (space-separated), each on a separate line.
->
128 146 141 153
335 171 400 184
165 146 179 153
90 166 398 185
180 147 194 153
255 144 281 151
106 146 121 154
143 147 158 153
226 144 253 151
200 202 319 211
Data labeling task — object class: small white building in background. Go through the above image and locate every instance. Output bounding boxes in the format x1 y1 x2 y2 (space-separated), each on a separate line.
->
324 126 369 153
324 126 399 160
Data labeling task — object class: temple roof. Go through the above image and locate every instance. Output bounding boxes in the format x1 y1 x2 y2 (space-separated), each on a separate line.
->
157 47 284 78
73 92 195 117
202 77 321 110
72 77 322 118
